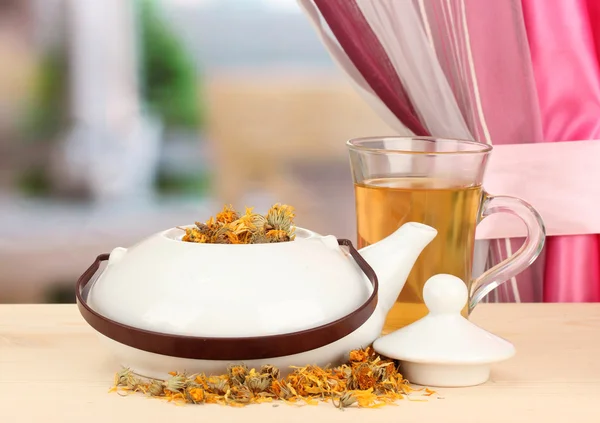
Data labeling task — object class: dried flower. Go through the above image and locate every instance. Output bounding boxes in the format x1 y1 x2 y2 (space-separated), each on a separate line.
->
180 204 296 245
242 208 268 230
266 203 295 232
349 349 370 363
246 370 271 393
206 376 229 394
260 365 280 380
266 229 290 243
147 380 164 396
334 392 357 409
216 204 239 225
271 380 295 400
111 348 432 408
211 226 235 244
250 231 271 244
114 368 139 390
194 222 213 236
355 364 377 390
164 373 189 393
185 387 205 404
335 365 353 380
181 227 210 243
373 361 397 382
227 364 248 385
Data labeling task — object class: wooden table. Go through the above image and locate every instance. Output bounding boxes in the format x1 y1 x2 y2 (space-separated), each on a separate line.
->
1 303 599 422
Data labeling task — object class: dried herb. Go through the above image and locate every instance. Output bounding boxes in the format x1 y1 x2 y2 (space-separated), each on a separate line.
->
180 204 296 244
111 347 434 408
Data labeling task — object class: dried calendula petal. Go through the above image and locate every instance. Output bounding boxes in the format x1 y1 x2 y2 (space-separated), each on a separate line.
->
273 380 296 400
181 228 210 243
354 363 377 390
333 392 358 409
229 385 253 404
373 361 397 382
114 367 141 390
147 380 165 396
349 349 370 363
266 229 290 243
164 373 189 393
211 226 235 244
260 364 280 380
243 208 269 229
227 364 248 385
111 347 423 408
266 203 295 231
246 371 271 393
185 387 206 404
180 203 296 244
250 230 270 244
230 220 254 244
205 216 219 231
216 204 239 225
208 378 229 394
194 221 213 235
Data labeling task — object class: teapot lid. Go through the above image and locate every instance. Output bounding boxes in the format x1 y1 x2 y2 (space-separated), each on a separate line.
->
373 274 515 387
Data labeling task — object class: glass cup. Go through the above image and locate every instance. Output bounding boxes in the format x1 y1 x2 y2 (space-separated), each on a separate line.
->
347 136 545 328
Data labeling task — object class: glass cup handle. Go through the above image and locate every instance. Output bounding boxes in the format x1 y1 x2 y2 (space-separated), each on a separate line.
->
469 193 546 311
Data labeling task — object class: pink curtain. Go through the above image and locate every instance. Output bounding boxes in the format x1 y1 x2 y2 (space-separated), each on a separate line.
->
522 0 600 302
418 0 545 302
313 0 428 135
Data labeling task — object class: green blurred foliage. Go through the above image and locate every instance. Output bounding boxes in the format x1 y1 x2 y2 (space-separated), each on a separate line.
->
139 0 204 131
16 0 206 197
20 47 68 142
21 0 204 139
16 166 51 196
155 169 212 197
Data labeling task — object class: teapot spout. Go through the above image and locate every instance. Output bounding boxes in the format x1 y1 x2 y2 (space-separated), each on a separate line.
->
358 222 437 316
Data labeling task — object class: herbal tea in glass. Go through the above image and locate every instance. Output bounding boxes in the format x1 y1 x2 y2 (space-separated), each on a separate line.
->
355 177 482 325
347 137 545 330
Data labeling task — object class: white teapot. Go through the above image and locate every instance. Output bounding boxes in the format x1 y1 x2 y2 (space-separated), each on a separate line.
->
77 222 437 379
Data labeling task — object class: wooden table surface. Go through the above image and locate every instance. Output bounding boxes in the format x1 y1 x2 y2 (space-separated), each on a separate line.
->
1 303 599 422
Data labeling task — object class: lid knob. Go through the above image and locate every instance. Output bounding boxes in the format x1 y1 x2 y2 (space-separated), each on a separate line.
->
423 274 468 315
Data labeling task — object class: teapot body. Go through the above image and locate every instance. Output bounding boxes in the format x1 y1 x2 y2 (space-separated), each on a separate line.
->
79 222 436 378
84 226 385 378
87 227 374 338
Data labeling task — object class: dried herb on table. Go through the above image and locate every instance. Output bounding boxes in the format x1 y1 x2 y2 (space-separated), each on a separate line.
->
110 347 434 408
179 203 296 244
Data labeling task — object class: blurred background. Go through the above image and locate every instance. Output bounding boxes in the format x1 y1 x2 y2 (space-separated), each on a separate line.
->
0 0 393 303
